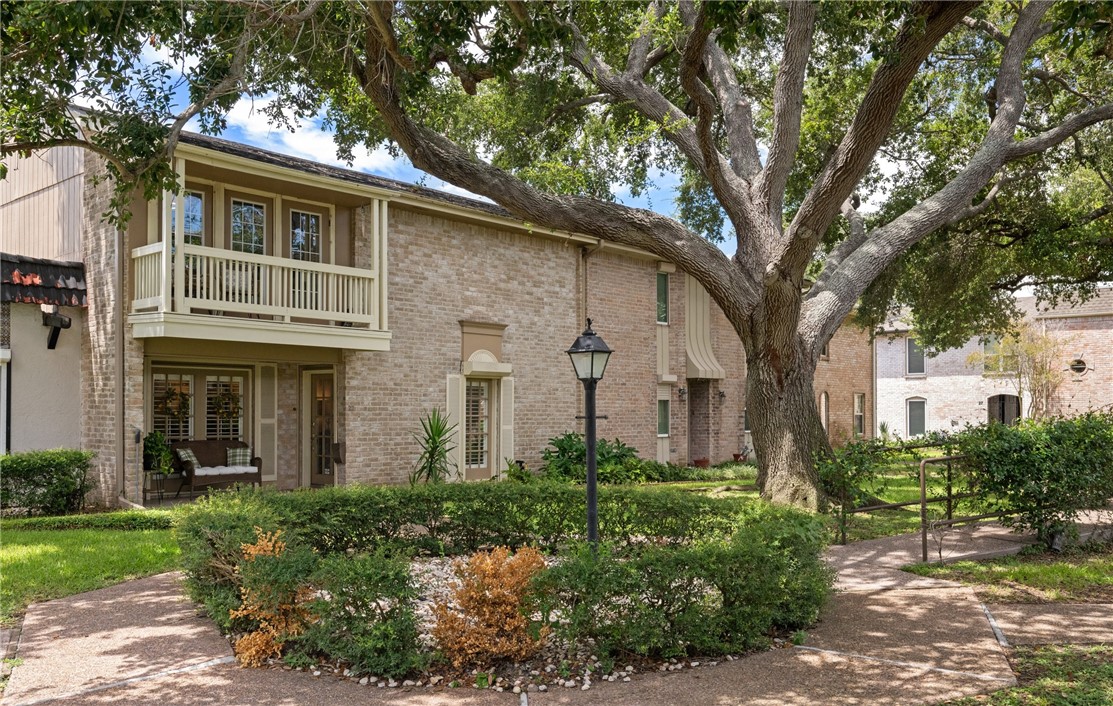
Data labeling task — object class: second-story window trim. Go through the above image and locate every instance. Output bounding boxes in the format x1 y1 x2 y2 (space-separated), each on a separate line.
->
656 272 669 324
906 337 926 376
290 209 322 263
231 198 266 255
170 190 205 246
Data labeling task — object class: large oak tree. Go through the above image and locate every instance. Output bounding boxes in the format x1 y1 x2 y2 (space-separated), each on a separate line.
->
3 1 1111 508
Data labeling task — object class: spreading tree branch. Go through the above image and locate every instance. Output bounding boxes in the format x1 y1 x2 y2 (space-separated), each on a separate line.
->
754 0 817 224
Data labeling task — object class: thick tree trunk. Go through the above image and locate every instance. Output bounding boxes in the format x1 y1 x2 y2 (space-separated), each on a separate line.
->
747 351 830 511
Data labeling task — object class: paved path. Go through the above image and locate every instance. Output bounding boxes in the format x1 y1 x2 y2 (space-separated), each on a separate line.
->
5 523 1111 706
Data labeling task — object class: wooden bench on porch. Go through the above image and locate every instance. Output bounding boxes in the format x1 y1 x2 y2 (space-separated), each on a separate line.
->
171 439 262 498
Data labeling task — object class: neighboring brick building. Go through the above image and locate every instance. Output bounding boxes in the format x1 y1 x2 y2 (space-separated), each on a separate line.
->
875 289 1113 439
1 133 872 506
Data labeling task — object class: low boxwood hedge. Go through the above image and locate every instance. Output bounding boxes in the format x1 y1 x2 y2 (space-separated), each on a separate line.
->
174 482 832 675
1 449 95 516
0 509 172 531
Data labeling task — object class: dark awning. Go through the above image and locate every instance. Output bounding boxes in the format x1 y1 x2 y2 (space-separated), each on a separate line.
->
1 252 87 308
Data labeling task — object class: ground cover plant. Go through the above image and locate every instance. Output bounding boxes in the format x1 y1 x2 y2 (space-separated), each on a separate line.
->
174 482 833 681
905 540 1113 603
0 519 180 626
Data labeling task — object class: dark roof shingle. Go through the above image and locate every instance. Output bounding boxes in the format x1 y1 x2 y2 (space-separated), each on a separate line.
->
1 253 87 307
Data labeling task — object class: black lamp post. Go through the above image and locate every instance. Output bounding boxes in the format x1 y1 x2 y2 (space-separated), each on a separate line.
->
567 319 613 549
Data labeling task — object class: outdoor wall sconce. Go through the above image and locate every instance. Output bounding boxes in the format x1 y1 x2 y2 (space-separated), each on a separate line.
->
718 390 727 401
677 386 687 400
41 304 71 350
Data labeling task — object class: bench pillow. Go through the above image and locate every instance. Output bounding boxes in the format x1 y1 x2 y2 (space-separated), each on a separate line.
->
176 447 201 469
226 446 252 466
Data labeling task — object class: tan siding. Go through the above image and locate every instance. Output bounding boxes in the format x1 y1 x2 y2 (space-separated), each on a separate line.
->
0 147 84 261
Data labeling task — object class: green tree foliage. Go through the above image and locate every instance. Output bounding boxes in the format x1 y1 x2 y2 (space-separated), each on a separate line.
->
4 1 1111 507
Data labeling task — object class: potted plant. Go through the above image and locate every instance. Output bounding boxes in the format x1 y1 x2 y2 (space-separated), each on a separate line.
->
143 430 175 475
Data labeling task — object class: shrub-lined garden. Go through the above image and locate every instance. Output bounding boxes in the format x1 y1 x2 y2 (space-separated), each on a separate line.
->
175 482 833 681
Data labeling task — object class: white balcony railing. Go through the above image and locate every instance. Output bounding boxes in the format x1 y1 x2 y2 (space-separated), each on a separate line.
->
131 243 378 328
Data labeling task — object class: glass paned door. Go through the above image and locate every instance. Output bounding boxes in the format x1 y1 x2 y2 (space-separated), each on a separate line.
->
307 372 335 487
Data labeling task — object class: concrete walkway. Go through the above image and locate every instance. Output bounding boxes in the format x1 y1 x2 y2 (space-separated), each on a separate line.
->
4 523 1111 706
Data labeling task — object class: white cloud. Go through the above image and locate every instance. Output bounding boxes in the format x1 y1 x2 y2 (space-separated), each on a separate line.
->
224 95 404 176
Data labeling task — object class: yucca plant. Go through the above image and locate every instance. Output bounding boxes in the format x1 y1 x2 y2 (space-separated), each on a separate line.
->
410 408 457 485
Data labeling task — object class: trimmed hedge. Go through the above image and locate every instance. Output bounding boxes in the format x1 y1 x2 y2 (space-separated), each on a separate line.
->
175 481 750 562
0 509 172 531
537 504 832 659
959 412 1113 547
0 449 95 516
174 483 832 675
537 431 756 485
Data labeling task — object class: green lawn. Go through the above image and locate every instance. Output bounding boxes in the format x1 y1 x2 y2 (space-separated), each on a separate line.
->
0 527 180 626
904 541 1113 603
940 645 1113 705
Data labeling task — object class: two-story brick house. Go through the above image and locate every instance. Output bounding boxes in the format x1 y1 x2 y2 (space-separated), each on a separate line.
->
1 133 873 506
874 289 1113 438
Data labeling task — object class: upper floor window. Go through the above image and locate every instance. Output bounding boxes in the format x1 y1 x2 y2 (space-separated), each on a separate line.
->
656 272 669 323
290 210 322 263
231 199 265 254
983 336 1018 374
170 191 204 245
906 338 925 375
821 341 830 359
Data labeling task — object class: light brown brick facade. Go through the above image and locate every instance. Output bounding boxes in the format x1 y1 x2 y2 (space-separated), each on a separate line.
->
44 140 876 501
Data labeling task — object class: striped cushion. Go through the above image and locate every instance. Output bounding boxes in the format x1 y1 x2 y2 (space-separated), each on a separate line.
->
176 447 200 469
226 446 252 466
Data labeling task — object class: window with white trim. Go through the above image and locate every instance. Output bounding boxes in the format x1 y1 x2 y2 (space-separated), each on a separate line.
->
656 272 669 323
820 391 829 431
906 338 925 375
150 367 250 442
907 398 926 437
290 210 322 263
983 336 1018 374
231 199 265 254
152 373 193 442
205 375 245 441
170 191 204 245
853 393 865 436
657 399 670 436
465 379 492 472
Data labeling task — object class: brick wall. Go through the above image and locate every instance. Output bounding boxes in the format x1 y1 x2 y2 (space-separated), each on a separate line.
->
1043 315 1113 416
814 322 874 444
877 335 1024 436
339 206 583 484
80 155 146 505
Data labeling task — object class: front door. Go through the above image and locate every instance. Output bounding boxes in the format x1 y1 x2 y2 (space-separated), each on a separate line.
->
302 371 335 487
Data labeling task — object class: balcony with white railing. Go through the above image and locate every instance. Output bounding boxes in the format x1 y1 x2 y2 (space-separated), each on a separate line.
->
129 205 391 351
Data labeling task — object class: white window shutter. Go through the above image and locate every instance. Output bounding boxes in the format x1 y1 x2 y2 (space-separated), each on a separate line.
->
445 374 464 481
498 377 515 477
257 365 278 482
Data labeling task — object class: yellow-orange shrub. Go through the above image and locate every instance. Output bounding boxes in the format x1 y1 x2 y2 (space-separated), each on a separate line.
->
230 528 313 667
432 546 549 667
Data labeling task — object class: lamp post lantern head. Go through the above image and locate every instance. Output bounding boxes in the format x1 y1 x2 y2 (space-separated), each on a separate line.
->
567 319 613 382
